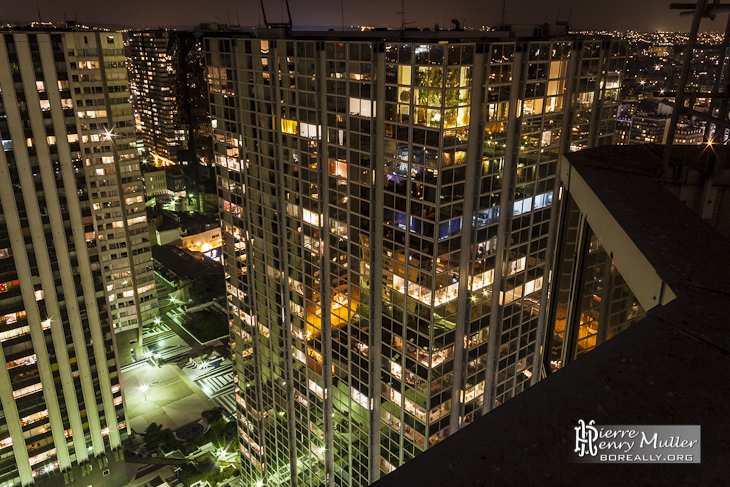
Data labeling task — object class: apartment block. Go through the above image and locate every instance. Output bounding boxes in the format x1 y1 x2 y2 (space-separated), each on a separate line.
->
0 29 135 487
127 31 179 162
70 30 157 363
207 28 625 487
127 30 216 214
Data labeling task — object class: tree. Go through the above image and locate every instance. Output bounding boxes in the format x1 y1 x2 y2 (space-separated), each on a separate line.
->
143 422 164 449
201 408 223 425
143 422 178 451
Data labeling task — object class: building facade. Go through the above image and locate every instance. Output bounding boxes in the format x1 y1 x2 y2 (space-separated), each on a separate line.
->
626 114 704 145
614 100 705 146
208 29 625 487
69 30 157 363
0 29 133 487
127 31 180 162
127 30 216 215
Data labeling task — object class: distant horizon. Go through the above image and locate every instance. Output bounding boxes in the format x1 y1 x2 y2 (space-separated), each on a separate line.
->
2 19 728 36
2 0 729 34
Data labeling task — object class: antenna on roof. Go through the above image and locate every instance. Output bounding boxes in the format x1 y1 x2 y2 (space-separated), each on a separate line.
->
556 6 573 29
260 0 293 29
259 0 268 26
396 0 415 30
401 0 405 30
285 0 293 27
37 4 42 23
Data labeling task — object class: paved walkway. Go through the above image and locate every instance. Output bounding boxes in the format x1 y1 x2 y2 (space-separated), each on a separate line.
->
181 359 236 416
122 304 234 436
122 362 217 434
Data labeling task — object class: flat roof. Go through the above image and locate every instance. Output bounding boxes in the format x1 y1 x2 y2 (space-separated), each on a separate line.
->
152 245 221 281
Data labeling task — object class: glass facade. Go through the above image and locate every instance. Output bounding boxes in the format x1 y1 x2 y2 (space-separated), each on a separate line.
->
546 194 645 373
207 31 626 487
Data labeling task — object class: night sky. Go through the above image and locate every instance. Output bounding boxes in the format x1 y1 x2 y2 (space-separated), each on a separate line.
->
2 0 727 32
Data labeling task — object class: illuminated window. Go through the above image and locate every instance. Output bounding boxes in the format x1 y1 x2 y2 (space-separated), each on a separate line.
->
281 119 298 135
349 97 376 117
13 382 42 399
328 159 347 178
299 122 321 139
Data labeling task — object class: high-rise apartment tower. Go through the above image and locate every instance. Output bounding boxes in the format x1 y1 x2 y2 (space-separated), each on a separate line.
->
127 31 180 163
65 29 157 363
127 30 216 214
0 28 153 487
208 28 625 487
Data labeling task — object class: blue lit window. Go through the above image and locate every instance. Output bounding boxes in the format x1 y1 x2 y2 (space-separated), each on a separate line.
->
438 217 462 240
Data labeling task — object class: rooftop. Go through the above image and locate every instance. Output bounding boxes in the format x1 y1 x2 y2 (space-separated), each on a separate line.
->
154 210 219 234
152 245 221 283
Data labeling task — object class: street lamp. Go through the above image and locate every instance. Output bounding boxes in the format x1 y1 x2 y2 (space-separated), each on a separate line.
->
140 384 149 402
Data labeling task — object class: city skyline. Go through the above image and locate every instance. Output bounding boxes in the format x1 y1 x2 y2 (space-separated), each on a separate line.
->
0 1 724 484
2 0 728 33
